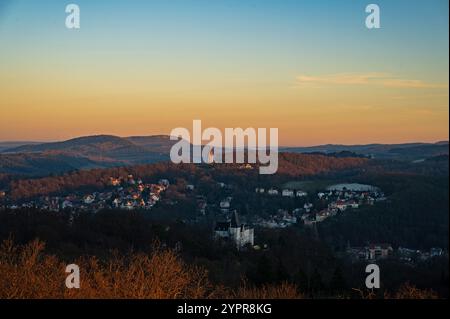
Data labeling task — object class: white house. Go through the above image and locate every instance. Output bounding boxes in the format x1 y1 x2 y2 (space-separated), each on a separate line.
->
220 197 232 213
83 195 95 204
347 200 359 209
220 197 232 209
282 214 297 224
296 190 308 197
112 198 121 208
282 189 295 197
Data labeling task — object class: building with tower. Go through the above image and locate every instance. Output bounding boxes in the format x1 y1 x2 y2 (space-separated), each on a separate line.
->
214 211 254 249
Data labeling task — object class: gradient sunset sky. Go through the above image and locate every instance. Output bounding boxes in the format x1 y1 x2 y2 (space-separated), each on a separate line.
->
0 0 448 146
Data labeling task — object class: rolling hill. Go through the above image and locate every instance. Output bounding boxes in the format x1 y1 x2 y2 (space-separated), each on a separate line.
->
0 153 105 176
282 141 449 161
0 135 179 176
0 135 448 177
0 141 41 153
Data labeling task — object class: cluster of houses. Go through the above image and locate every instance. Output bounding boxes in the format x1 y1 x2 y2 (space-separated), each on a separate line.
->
1 176 170 212
255 187 308 198
322 186 386 209
253 184 386 228
346 244 394 262
397 247 446 264
254 209 299 229
346 244 446 264
192 182 232 216
213 183 386 248
304 187 386 225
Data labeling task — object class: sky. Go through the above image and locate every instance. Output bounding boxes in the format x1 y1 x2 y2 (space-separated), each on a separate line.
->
0 0 448 146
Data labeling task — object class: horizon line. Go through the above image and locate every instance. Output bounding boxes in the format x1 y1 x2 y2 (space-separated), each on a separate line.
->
0 134 448 149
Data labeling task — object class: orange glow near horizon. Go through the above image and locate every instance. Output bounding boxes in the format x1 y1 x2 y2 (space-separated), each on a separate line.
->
1 72 448 146
0 1 448 146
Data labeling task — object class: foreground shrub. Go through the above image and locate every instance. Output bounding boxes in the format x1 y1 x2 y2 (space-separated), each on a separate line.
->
233 282 304 299
387 283 439 299
0 239 441 299
0 239 212 299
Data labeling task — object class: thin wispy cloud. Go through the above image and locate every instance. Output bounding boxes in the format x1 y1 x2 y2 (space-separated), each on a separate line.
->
295 73 448 89
391 93 449 100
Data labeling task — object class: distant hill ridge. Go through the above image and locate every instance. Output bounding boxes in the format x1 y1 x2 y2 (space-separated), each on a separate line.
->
0 135 180 176
3 135 448 155
5 135 139 153
0 135 448 177
281 141 448 160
